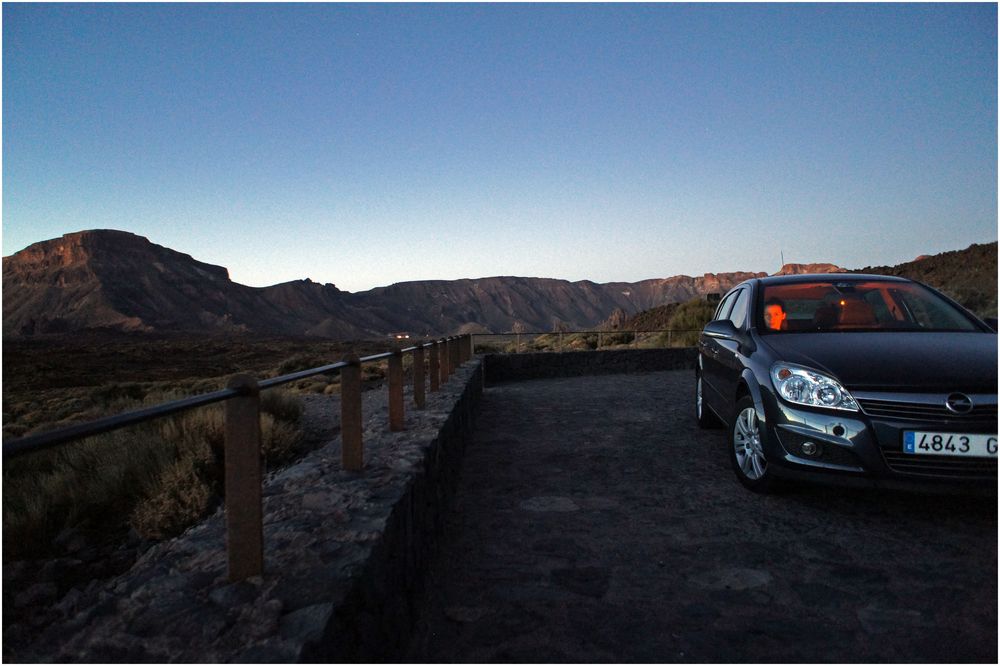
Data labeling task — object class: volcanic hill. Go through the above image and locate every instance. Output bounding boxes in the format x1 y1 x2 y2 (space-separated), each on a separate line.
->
3 230 995 338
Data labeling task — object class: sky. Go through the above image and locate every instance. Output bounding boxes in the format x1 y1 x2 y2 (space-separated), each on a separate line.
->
3 3 997 293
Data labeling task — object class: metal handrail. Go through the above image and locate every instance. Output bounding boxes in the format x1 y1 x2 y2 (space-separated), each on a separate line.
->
2 339 452 461
2 331 694 458
2 387 242 458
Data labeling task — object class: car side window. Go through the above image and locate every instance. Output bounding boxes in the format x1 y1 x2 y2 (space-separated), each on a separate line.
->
727 288 750 329
715 292 736 320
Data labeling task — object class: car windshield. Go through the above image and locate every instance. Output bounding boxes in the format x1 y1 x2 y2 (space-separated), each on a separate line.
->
759 280 980 334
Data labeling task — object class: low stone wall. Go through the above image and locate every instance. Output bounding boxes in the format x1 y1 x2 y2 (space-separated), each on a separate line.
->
483 348 698 384
12 360 483 663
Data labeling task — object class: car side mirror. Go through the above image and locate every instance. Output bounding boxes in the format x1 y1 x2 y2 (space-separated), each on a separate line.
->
703 319 739 340
984 317 998 332
703 319 756 354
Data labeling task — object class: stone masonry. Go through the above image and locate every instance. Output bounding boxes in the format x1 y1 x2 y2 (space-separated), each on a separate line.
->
8 359 483 663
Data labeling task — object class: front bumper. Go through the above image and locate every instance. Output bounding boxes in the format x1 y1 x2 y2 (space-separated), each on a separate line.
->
761 390 998 490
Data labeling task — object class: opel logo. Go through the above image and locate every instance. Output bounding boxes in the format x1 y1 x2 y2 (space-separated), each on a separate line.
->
945 393 974 414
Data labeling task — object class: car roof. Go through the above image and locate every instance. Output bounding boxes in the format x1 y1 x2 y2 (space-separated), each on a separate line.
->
750 273 913 287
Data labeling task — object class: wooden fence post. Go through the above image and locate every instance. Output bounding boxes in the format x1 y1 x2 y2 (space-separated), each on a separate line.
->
341 353 363 471
429 341 440 392
413 345 426 409
466 334 475 359
450 335 460 370
440 338 450 384
388 347 404 431
225 374 263 582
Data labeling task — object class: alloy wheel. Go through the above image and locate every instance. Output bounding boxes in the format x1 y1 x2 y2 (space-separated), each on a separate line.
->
733 406 767 480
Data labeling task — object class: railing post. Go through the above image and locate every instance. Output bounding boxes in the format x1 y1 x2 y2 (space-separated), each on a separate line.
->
450 335 460 370
440 338 450 384
467 334 475 359
413 344 426 409
429 341 440 392
341 353 363 471
225 374 263 582
388 347 404 431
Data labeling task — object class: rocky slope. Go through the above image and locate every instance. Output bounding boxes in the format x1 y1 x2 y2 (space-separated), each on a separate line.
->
4 230 994 337
2 231 764 337
2 231 384 338
855 242 997 317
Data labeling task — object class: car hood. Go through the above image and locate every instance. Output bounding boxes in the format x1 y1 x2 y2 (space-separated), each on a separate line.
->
758 332 998 392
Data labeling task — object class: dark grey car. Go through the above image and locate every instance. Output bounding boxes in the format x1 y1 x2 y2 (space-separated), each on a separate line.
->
696 273 998 493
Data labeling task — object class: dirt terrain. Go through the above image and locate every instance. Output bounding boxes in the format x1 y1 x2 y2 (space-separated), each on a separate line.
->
2 333 389 438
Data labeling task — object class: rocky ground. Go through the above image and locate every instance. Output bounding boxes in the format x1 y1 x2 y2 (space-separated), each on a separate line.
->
3 376 446 662
405 371 998 663
2 390 341 642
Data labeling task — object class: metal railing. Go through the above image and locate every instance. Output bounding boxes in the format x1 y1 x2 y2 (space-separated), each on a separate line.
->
2 334 476 581
3 328 697 581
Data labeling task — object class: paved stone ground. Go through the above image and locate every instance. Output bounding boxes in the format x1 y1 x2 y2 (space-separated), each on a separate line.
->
404 371 998 663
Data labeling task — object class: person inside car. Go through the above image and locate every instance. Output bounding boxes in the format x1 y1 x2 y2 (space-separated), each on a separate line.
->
763 297 788 331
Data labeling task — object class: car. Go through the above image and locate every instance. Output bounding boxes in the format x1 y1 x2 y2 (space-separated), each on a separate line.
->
695 273 998 493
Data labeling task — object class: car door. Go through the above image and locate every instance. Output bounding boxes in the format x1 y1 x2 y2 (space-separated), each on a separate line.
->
700 289 739 416
714 286 752 409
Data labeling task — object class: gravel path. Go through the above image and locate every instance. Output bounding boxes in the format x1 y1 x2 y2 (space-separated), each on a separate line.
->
404 370 997 662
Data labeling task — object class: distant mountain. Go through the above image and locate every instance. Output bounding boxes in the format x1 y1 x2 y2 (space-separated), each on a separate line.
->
773 262 846 276
854 241 997 318
2 230 995 338
1 231 379 337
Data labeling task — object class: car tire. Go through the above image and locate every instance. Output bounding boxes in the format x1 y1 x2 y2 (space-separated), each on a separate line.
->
729 395 779 493
695 371 722 429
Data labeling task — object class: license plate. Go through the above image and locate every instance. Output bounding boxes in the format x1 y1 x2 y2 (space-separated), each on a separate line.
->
903 431 998 458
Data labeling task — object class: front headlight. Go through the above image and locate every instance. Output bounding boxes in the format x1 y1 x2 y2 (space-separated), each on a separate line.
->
770 362 858 411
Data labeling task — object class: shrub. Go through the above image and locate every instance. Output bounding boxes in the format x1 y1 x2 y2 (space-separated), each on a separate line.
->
130 456 215 541
3 388 305 558
666 299 716 346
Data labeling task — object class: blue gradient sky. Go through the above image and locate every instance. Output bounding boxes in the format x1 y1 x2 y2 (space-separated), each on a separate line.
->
3 3 996 293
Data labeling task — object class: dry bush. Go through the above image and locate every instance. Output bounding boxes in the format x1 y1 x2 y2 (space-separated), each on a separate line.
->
260 389 304 423
362 362 387 381
129 390 303 540
2 424 172 560
3 387 306 557
130 455 215 541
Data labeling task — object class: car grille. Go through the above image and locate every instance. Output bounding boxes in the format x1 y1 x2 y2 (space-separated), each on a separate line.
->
857 398 997 424
881 451 997 479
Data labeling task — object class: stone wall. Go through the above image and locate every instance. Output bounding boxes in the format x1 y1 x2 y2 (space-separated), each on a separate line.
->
11 360 483 663
483 348 698 384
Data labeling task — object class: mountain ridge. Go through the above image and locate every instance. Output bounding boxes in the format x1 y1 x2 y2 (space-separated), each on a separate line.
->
3 230 995 338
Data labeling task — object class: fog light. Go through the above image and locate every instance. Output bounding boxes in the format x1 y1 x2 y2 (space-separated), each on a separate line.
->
801 441 819 456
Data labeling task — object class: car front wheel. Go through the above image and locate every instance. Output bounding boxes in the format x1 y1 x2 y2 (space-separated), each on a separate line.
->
730 395 778 493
